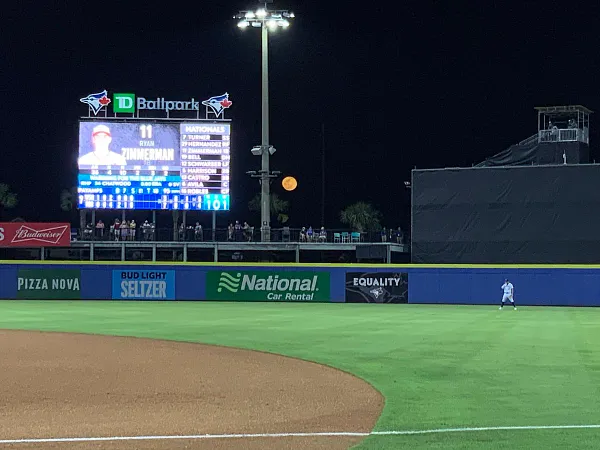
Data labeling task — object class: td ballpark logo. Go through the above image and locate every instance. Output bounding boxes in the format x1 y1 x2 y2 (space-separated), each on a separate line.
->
80 90 232 117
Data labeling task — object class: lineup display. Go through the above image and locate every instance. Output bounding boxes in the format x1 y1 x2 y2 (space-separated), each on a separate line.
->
77 121 230 210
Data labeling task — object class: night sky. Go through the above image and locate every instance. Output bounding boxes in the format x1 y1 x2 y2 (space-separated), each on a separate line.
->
3 1 599 231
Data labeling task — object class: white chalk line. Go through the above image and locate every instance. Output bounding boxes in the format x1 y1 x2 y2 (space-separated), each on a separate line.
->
2 425 600 444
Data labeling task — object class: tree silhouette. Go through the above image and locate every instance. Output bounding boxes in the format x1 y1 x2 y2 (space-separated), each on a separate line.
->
60 187 86 231
340 202 382 232
248 193 290 225
0 183 18 219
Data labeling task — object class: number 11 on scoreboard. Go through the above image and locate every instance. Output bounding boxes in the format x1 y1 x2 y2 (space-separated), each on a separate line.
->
140 124 153 139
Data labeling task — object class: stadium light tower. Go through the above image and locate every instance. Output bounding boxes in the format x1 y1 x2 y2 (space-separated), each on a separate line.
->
235 1 295 242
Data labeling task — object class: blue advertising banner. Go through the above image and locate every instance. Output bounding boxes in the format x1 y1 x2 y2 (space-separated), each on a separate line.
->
111 270 176 300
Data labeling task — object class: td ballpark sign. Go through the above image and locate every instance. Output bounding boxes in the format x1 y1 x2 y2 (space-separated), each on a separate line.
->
80 90 232 118
207 271 331 302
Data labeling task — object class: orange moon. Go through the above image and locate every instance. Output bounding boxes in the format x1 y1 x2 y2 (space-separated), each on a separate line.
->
282 176 298 191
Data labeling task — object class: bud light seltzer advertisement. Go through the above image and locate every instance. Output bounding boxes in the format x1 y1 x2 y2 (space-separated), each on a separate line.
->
345 272 408 303
112 270 176 300
17 269 81 300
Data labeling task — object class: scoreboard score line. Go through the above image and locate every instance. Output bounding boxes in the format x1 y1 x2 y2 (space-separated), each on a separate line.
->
77 120 231 211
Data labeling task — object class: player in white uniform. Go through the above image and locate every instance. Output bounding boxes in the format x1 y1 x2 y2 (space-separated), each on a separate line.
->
500 278 516 310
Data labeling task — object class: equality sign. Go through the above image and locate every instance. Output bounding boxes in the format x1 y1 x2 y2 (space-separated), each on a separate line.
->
345 272 408 303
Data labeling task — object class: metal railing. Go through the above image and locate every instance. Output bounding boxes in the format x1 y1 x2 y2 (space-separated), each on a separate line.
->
538 127 588 144
73 227 407 245
518 133 539 146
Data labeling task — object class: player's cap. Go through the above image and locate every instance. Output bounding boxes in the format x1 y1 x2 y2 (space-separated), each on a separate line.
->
92 124 111 137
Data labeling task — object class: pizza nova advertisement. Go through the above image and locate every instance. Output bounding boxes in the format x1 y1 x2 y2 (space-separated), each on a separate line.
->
345 272 408 303
206 270 330 302
17 269 81 299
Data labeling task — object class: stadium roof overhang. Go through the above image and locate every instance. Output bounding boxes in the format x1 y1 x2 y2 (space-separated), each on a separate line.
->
534 105 593 117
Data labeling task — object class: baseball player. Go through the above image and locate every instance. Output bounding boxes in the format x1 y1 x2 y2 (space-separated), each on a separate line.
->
500 278 516 310
79 124 127 166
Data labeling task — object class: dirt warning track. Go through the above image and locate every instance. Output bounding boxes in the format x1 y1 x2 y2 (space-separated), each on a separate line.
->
0 330 383 449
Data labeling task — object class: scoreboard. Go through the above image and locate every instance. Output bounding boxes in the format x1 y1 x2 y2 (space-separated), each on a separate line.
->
77 120 230 210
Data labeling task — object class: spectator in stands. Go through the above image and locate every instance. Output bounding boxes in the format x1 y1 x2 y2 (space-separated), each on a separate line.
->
568 119 577 129
142 220 154 241
243 222 252 241
95 220 104 239
234 221 243 241
227 223 234 241
381 227 388 242
307 226 314 241
114 219 121 241
300 227 307 242
195 223 203 241
121 221 129 241
129 220 136 241
395 226 404 244
84 223 93 240
318 227 327 242
187 224 195 241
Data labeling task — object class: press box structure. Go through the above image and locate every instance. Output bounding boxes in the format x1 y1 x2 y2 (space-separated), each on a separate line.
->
411 105 597 264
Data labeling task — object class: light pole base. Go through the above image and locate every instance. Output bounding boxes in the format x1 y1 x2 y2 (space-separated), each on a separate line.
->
261 225 271 242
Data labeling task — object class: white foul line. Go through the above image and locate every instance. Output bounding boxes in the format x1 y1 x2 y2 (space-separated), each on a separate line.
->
2 425 600 445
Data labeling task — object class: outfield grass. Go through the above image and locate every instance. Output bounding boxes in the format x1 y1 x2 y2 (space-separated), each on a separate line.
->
1 301 600 449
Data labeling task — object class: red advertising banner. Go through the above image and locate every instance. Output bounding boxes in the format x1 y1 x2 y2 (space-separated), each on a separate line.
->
0 223 71 248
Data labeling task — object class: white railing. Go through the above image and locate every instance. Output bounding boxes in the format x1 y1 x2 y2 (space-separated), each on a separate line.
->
538 127 589 144
518 133 539 146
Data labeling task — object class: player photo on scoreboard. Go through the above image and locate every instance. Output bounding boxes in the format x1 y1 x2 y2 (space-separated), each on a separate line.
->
78 122 180 169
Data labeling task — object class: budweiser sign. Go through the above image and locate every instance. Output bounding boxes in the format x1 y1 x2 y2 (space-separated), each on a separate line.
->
0 223 71 248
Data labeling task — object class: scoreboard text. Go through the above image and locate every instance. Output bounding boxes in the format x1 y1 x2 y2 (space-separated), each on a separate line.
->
77 121 230 210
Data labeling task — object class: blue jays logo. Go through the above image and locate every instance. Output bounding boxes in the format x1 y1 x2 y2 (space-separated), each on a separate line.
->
369 287 384 299
80 90 111 115
202 93 233 117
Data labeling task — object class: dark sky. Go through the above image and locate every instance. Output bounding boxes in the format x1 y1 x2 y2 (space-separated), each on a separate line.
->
2 1 600 231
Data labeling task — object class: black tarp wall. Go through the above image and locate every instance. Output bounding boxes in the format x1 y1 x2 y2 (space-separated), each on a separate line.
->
476 141 589 167
411 164 600 263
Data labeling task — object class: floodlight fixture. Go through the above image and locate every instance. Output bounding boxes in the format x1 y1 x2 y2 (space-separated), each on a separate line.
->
235 2 295 241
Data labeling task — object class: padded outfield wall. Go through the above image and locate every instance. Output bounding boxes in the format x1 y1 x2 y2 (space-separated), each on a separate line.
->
2 262 600 306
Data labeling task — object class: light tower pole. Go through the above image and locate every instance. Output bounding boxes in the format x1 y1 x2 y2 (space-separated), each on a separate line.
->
236 1 294 242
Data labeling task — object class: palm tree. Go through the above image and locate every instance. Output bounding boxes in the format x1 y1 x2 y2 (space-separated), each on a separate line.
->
340 201 382 232
0 183 18 219
248 193 290 225
60 187 86 231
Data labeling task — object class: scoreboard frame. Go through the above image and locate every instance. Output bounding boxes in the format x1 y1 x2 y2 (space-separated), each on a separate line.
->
77 117 232 213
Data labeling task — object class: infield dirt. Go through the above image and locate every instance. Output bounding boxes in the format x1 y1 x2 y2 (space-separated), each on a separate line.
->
0 330 383 449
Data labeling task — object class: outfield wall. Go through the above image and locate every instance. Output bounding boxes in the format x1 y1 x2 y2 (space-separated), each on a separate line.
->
1 262 599 306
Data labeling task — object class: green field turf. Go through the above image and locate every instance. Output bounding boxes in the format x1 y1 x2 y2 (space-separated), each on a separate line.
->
1 301 600 449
